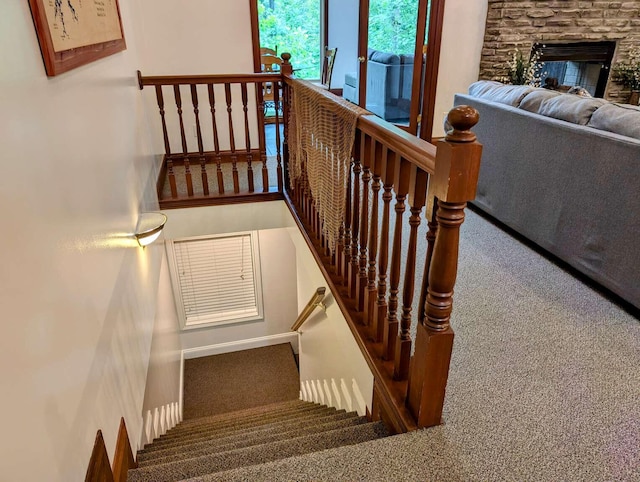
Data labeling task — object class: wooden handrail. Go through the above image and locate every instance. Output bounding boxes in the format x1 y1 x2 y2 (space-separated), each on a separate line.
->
138 70 281 89
137 62 289 207
283 76 482 432
291 287 327 332
138 60 483 434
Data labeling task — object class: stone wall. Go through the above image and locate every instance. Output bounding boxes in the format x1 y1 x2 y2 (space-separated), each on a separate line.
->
480 0 640 100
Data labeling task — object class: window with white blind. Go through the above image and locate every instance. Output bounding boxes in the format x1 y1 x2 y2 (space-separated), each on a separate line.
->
166 232 264 328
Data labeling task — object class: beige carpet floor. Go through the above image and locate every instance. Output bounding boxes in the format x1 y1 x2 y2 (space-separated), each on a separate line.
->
182 343 300 420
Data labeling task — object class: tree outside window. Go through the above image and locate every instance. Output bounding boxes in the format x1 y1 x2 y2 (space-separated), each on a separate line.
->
258 0 321 79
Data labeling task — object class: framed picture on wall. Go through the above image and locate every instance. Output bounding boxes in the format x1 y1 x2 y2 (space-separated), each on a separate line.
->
28 0 127 77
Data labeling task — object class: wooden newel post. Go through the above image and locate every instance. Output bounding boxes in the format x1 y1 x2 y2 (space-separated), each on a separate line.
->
280 52 293 76
406 105 482 428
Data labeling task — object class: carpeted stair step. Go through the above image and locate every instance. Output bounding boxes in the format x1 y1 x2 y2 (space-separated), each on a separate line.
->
138 410 358 459
137 413 370 467
140 406 349 454
175 399 306 429
128 421 389 482
138 410 361 464
151 402 329 444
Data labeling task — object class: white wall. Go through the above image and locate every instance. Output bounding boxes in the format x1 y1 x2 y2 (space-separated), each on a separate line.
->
0 2 162 480
160 203 298 351
286 227 375 413
135 0 258 158
135 0 254 75
328 0 360 90
432 0 488 138
141 256 183 431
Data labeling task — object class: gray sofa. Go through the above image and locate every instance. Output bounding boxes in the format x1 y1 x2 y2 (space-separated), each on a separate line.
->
455 81 640 310
343 49 413 121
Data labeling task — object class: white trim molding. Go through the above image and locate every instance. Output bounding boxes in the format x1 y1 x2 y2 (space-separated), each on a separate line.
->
182 332 299 360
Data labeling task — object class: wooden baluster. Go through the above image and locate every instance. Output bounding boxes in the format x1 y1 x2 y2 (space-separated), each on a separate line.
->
174 85 193 197
155 85 177 198
207 84 224 195
340 159 353 283
282 79 290 192
394 167 428 381
243 84 256 192
274 82 283 192
418 199 438 324
348 152 362 300
383 156 411 361
190 84 209 196
255 77 269 194
365 141 382 334
373 147 395 344
356 135 372 313
224 83 240 194
407 106 482 428
241 83 254 193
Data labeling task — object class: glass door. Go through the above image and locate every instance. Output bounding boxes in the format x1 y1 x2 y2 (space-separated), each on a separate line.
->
356 0 444 140
358 0 421 126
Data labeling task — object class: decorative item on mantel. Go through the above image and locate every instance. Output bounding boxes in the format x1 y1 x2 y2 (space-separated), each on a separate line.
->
504 48 544 87
611 47 640 106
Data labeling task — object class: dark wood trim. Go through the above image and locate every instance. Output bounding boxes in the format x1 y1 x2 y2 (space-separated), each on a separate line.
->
323 0 329 51
408 0 430 134
138 72 280 88
357 0 370 109
112 418 137 482
28 0 126 77
249 0 262 73
283 193 417 434
84 430 114 482
419 0 447 143
159 191 284 210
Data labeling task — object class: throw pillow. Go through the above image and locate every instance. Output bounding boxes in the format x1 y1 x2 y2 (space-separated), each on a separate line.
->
588 103 640 140
519 89 562 113
538 94 607 125
468 80 534 107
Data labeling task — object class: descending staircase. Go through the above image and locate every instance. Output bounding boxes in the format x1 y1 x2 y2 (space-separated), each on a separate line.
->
128 399 389 481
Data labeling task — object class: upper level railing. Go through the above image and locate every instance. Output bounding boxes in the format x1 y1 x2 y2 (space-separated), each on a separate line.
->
138 70 286 208
138 55 482 433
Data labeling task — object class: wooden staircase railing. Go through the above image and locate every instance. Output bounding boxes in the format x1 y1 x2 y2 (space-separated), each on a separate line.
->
137 55 482 433
137 68 287 209
282 75 482 432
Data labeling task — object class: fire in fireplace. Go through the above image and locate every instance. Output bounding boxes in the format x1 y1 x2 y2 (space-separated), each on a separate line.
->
533 41 616 98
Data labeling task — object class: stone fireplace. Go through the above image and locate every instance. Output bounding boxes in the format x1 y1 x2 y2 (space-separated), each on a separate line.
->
480 0 640 101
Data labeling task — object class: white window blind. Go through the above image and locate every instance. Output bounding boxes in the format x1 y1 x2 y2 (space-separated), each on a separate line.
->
168 232 263 327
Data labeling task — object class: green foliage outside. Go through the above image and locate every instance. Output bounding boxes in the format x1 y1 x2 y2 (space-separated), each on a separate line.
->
368 0 420 55
258 0 426 79
258 0 321 79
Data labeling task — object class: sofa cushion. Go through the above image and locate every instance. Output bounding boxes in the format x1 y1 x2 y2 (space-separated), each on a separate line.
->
344 72 357 88
468 80 534 107
538 94 607 125
369 50 400 65
519 89 562 113
399 54 414 65
588 103 640 140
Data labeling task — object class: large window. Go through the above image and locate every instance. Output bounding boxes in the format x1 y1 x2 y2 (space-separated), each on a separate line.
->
166 232 264 328
258 0 321 79
367 0 420 55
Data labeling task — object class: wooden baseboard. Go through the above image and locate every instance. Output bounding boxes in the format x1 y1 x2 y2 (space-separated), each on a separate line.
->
112 418 137 482
84 430 114 482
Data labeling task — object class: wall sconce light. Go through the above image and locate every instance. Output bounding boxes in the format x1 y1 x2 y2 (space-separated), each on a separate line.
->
135 212 167 247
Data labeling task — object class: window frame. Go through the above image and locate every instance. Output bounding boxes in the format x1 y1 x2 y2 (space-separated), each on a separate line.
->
166 231 264 330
